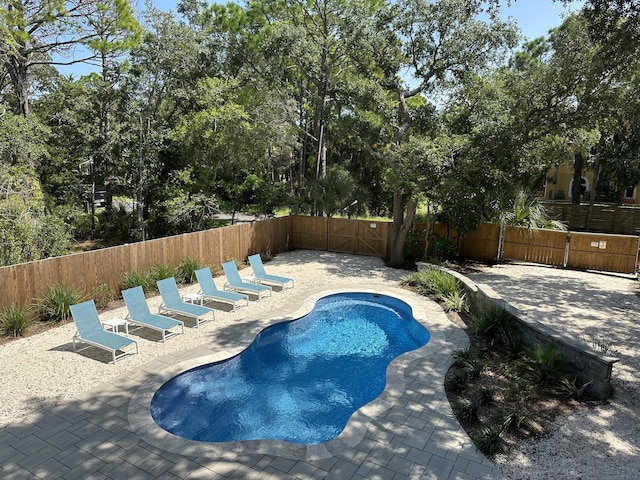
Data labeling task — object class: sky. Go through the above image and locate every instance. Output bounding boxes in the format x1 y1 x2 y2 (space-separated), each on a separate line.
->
54 0 585 77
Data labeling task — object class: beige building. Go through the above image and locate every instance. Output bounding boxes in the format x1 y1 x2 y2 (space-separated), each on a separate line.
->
543 164 639 204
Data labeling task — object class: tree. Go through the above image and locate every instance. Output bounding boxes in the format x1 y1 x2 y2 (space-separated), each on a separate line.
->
364 0 517 267
0 0 140 116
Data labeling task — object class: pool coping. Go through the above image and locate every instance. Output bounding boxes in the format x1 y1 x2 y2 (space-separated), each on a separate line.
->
128 285 451 461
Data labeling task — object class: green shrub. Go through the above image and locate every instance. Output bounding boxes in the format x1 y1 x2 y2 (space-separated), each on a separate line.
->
503 409 531 432
473 306 521 353
474 426 506 456
122 270 156 294
472 386 495 406
38 284 84 322
1 304 33 337
176 257 203 284
525 344 568 384
453 397 479 423
559 376 593 399
150 264 175 282
93 284 116 309
440 289 469 312
402 267 463 300
445 370 470 393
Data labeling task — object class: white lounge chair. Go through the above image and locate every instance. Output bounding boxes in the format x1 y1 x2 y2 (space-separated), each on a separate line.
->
194 267 249 311
70 300 138 364
157 277 214 328
248 254 294 289
122 286 184 342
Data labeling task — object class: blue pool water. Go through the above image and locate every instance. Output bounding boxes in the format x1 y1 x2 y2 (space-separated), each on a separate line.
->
150 292 430 444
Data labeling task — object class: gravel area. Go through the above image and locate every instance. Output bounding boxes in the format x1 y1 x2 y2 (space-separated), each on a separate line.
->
1 251 638 479
466 262 640 480
0 250 406 429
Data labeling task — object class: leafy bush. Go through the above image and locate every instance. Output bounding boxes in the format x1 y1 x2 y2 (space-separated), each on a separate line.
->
150 263 175 282
402 267 463 301
496 408 531 432
472 386 495 406
1 304 33 337
93 284 116 309
441 289 469 312
525 344 568 384
445 370 470 393
474 426 506 456
38 284 84 322
122 270 156 295
176 256 203 284
473 306 521 354
453 397 479 423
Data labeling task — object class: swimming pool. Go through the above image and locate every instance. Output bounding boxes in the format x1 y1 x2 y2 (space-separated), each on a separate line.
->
150 292 430 445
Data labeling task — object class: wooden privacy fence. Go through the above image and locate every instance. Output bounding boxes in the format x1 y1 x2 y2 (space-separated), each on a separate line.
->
416 222 640 274
0 215 638 309
0 217 293 310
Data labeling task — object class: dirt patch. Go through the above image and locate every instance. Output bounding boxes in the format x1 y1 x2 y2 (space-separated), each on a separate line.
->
444 309 600 457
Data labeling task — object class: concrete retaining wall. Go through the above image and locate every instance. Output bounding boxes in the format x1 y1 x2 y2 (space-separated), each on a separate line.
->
416 262 618 400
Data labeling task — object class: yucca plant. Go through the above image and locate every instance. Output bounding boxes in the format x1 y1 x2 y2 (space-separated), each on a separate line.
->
1 304 33 337
176 256 203 284
453 397 479 423
440 290 469 313
121 270 156 294
473 306 519 351
38 284 84 322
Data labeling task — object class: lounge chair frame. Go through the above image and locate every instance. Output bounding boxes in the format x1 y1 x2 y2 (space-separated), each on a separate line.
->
222 261 272 300
70 300 139 365
122 286 185 342
157 277 214 328
248 254 294 289
194 267 249 311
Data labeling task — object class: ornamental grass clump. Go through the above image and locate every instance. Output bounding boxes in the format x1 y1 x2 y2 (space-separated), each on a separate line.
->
121 270 156 294
38 284 84 322
1 304 33 337
176 256 203 284
402 267 468 312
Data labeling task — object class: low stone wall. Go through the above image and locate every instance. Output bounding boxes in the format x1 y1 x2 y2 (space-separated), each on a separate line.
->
416 262 618 400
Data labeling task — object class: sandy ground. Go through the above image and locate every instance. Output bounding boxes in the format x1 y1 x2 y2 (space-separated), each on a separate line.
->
1 251 638 479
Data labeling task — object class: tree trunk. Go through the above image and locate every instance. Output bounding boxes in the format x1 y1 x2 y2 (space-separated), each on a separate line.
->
571 151 584 204
389 191 418 268
5 53 30 117
586 134 605 230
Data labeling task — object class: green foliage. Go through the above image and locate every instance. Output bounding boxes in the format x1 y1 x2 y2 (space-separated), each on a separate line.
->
524 344 568 384
93 284 116 309
453 397 479 423
176 257 203 284
1 304 33 337
474 426 506 456
445 370 471 393
559 376 593 399
441 289 469 313
505 377 537 405
38 284 85 323
426 233 458 260
496 408 531 433
122 270 156 295
150 264 175 282
472 386 495 407
472 306 521 355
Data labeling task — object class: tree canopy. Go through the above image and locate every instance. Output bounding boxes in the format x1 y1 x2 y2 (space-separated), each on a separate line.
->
0 0 639 267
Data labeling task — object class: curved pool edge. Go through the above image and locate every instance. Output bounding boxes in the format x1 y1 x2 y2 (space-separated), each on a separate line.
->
128 285 451 461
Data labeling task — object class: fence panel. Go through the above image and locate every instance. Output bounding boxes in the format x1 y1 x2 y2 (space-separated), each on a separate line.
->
567 232 638 273
356 221 388 257
459 223 500 261
291 216 327 250
327 218 358 253
503 227 567 266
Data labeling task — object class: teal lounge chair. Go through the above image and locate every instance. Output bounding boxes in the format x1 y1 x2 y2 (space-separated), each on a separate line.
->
194 267 249 311
248 254 294 289
70 300 138 364
122 286 184 342
157 277 214 327
222 261 272 300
